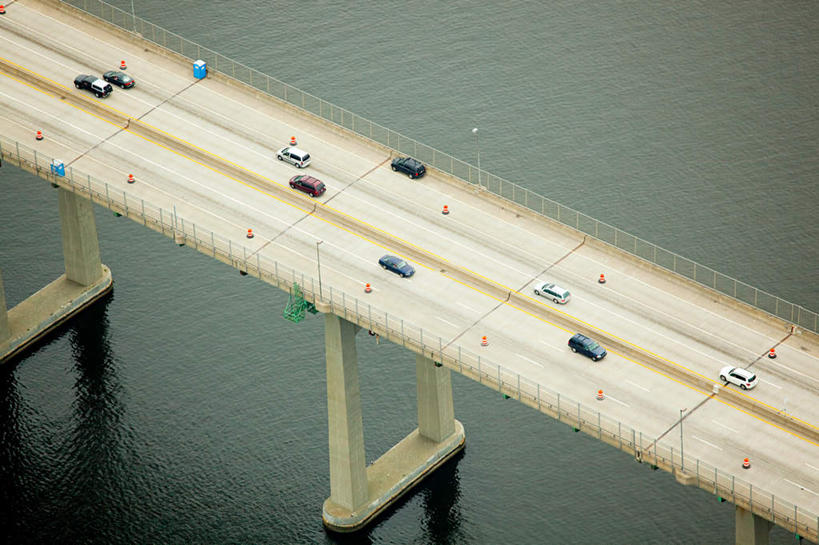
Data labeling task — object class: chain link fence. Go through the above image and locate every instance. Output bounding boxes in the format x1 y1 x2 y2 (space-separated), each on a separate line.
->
2 133 816 541
58 0 819 335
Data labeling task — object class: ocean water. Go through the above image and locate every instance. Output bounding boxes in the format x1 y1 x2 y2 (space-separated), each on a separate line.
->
2 1 817 543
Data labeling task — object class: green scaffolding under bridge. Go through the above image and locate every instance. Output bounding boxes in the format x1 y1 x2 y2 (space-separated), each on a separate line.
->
283 283 317 323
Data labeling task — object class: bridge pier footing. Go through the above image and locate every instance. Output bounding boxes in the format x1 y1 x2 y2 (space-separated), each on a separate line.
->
0 188 112 365
319 304 465 533
735 505 773 545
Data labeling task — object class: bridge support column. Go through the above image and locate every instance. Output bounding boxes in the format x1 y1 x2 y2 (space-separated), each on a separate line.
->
1 189 112 365
735 505 772 545
59 189 102 285
416 353 455 442
323 312 368 513
319 305 465 533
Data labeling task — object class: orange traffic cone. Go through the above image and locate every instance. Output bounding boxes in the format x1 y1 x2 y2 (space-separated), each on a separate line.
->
481 336 488 346
246 229 254 239
364 283 372 293
742 457 750 469
127 174 135 183
290 136 297 146
768 348 776 359
597 389 604 401
0 5 6 15
120 60 127 70
598 273 606 284
35 130 43 141
442 205 450 215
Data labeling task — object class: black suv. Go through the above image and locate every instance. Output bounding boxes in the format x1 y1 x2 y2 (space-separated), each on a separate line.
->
73 75 113 98
568 333 607 361
391 156 426 179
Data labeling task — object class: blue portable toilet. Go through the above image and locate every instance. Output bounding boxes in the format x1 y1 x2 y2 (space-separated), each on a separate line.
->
193 60 207 79
50 159 65 177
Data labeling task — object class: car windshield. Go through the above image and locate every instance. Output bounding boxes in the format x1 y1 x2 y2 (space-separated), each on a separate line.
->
585 341 600 350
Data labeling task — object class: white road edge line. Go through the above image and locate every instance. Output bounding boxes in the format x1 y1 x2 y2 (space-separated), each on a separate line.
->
805 462 819 473
761 379 782 389
437 317 459 328
783 479 819 498
625 379 650 392
516 354 543 368
711 420 736 433
692 435 723 450
605 395 630 408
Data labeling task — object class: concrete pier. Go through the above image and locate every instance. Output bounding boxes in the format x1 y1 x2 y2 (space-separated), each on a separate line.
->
319 303 465 532
735 506 773 545
1 189 111 365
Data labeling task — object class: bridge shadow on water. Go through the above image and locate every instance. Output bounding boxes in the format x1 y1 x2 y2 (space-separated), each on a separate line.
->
324 448 467 545
0 291 142 544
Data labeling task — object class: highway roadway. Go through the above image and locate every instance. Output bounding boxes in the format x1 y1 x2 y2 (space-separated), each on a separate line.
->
1 0 818 525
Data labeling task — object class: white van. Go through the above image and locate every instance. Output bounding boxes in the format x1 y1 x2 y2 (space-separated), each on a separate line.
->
276 146 311 168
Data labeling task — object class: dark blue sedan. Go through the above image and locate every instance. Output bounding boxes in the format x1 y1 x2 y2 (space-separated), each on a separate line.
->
378 255 415 277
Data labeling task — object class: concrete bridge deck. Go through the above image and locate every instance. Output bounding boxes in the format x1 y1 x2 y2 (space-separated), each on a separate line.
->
1 0 817 540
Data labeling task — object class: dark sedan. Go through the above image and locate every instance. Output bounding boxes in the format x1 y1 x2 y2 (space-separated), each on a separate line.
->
103 70 135 88
378 255 415 277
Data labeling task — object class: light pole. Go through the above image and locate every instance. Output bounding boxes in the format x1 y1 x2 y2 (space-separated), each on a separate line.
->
680 408 687 472
316 240 323 302
471 127 480 174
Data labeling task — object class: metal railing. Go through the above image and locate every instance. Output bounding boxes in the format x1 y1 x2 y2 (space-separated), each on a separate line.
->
58 0 819 335
2 134 816 542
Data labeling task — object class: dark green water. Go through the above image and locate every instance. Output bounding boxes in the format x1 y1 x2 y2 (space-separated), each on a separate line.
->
2 1 817 543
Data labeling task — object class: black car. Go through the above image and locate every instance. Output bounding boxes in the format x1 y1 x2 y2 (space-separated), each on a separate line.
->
103 71 135 88
568 333 607 361
391 156 426 179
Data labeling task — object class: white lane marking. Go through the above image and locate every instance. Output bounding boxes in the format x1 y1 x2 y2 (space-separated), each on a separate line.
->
711 420 736 433
437 317 459 328
806 462 819 473
516 354 543 368
784 479 819 497
625 379 650 392
764 361 819 385
457 302 480 313
693 436 723 451
7 11 816 367
761 379 782 389
605 395 630 408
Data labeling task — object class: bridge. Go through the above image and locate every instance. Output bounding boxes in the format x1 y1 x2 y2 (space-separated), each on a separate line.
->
1 1 817 543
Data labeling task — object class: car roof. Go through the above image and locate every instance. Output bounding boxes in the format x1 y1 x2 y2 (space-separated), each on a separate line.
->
732 367 755 378
92 79 107 86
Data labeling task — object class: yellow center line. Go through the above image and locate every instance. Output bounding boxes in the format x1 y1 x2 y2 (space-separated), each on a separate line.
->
4 56 817 445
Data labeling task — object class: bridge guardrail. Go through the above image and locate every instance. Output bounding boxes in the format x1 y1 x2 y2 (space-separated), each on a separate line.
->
2 134 816 542
56 0 819 335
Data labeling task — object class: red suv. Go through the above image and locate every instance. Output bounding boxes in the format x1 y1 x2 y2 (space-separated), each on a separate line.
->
289 175 326 197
